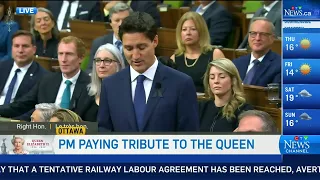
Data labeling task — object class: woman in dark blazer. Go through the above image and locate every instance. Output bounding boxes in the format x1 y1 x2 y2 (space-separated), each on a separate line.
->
30 7 59 59
0 1 19 61
199 58 254 132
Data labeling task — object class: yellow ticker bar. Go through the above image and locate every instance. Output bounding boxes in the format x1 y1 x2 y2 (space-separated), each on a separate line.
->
56 126 86 135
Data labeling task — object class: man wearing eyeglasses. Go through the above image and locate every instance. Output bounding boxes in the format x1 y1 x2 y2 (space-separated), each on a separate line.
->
238 0 281 49
232 17 281 87
86 2 132 74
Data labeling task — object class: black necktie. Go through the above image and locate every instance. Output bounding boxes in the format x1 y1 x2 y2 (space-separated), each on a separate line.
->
243 60 260 85
134 75 146 131
62 2 72 30
4 69 21 104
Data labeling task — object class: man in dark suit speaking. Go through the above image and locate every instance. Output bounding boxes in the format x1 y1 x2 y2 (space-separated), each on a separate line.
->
0 36 98 121
98 12 199 132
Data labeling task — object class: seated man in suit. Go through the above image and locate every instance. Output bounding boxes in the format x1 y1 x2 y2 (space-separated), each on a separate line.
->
233 17 281 87
87 2 132 74
98 12 199 132
238 0 281 49
193 1 232 47
103 1 161 27
234 110 278 133
0 36 98 122
47 0 103 31
0 30 47 106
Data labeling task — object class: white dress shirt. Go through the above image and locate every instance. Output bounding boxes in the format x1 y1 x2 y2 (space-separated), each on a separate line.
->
246 53 265 73
263 1 278 16
55 70 81 106
196 1 215 16
0 62 33 105
57 0 79 30
130 57 158 103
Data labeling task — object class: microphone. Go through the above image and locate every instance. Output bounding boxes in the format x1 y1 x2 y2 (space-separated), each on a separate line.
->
155 83 163 97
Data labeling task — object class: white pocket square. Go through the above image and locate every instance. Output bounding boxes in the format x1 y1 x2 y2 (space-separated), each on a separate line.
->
79 11 88 15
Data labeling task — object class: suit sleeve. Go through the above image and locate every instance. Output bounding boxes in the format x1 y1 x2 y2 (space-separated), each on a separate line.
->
0 80 39 118
143 2 161 27
82 99 99 122
98 79 113 132
274 17 282 37
90 1 103 21
176 77 199 131
209 10 232 46
272 72 281 84
86 38 100 74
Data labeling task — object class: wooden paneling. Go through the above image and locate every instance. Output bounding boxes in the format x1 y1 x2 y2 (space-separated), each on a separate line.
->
34 56 59 71
14 14 31 31
156 27 176 57
69 19 112 50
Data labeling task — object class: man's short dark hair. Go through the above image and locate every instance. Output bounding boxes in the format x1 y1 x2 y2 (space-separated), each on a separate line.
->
119 12 157 42
12 30 36 45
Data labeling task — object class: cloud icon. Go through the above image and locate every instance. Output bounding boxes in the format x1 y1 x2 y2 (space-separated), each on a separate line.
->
298 89 312 97
300 113 312 120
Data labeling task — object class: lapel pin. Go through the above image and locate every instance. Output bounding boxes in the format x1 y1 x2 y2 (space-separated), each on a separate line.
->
30 74 33 77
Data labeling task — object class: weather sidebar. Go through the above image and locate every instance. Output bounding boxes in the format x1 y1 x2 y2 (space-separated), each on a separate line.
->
283 1 320 135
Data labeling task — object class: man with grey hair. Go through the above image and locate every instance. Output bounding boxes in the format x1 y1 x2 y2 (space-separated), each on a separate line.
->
234 110 278 133
238 0 281 49
31 103 60 122
232 17 281 87
87 2 132 73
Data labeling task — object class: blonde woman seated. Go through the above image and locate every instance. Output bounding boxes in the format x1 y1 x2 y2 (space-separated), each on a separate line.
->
8 136 29 154
171 12 225 93
199 58 254 132
88 43 125 105
50 109 82 122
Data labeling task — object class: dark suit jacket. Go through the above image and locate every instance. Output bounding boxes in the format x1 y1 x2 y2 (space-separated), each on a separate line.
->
233 50 281 87
98 62 199 132
47 1 103 23
192 2 232 47
130 1 161 27
86 33 113 74
238 1 281 48
0 71 98 122
103 1 161 27
0 60 47 102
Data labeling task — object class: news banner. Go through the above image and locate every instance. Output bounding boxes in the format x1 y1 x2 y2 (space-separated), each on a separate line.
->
2 1 320 179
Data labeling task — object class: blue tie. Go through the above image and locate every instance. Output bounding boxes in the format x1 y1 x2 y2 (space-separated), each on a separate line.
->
134 75 146 130
243 60 260 85
60 80 72 109
115 40 122 51
4 69 21 104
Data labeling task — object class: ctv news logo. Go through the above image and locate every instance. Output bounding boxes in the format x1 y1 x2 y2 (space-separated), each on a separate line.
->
283 136 310 154
16 7 38 15
284 6 312 17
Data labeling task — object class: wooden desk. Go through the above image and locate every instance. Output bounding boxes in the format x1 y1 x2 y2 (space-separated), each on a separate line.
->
156 27 176 57
69 19 112 50
0 117 20 122
272 39 281 55
34 56 59 72
14 14 31 31
244 85 277 108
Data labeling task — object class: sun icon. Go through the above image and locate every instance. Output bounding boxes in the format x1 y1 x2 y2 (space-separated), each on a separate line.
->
300 38 311 50
300 63 311 75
